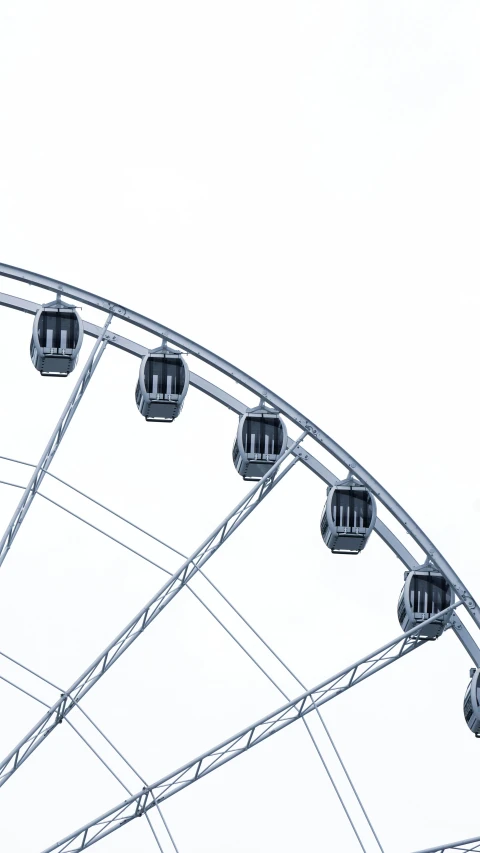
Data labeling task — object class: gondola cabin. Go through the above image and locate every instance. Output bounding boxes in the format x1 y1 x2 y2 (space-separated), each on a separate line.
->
320 481 376 553
136 350 189 421
397 570 453 639
233 407 287 480
464 668 480 736
30 301 83 376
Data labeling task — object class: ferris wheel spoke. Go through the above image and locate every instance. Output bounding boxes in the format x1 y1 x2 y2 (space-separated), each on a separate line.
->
410 836 480 852
300 717 368 853
63 720 166 853
0 649 179 852
0 291 473 632
0 312 113 570
0 466 471 848
0 435 303 789
0 271 477 850
0 457 478 846
181 583 373 849
5 445 480 675
449 612 480 666
1 288 471 646
1 263 478 632
0 473 373 849
6 445 480 673
37 604 459 853
187 567 385 851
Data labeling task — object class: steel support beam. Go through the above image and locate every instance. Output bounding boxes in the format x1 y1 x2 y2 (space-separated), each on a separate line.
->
38 603 460 853
449 613 480 667
0 265 477 630
410 836 480 852
0 435 303 789
0 311 113 568
0 292 437 572
3 288 480 667
1 289 479 667
0 278 478 852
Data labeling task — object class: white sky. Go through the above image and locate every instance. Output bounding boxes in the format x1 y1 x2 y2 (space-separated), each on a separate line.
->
0 2 479 852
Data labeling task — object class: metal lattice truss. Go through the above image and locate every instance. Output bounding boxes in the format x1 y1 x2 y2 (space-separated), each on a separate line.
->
40 605 457 853
411 837 480 853
0 261 478 852
0 434 303 788
0 312 112 567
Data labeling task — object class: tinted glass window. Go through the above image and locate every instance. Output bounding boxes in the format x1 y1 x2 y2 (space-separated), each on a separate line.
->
409 575 451 616
331 488 372 530
242 416 283 457
144 356 185 396
38 311 79 350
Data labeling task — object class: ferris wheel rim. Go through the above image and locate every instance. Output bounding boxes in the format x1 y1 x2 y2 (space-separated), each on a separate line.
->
0 264 478 851
0 271 479 670
0 259 478 633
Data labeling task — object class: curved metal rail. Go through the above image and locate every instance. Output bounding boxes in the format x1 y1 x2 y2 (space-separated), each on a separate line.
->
39 603 459 853
0 289 419 573
0 264 478 853
0 283 478 668
0 466 385 852
0 261 477 632
411 837 480 853
0 440 301 788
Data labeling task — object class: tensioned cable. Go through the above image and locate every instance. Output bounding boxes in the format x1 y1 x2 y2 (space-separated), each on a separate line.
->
196 572 384 852
0 455 382 847
0 647 179 852
0 495 376 849
0 469 380 850
0 669 166 852
0 673 50 707
0 269 470 852
0 479 173 578
48 467 384 850
65 720 166 853
0 455 183 560
68 701 180 853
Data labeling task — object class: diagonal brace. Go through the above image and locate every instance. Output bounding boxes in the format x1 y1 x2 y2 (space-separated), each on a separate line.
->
409 836 480 852
0 433 305 789
0 311 113 568
38 602 461 853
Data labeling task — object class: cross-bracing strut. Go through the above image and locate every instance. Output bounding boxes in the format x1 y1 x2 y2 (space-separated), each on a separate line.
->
0 311 113 568
0 433 304 789
410 836 480 853
38 602 461 853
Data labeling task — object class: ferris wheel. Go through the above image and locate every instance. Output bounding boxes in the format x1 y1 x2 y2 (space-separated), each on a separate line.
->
0 261 479 853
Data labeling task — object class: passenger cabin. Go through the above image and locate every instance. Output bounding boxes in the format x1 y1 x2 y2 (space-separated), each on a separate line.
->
136 350 189 421
397 570 453 639
233 407 287 480
320 481 376 553
464 668 480 736
30 300 83 376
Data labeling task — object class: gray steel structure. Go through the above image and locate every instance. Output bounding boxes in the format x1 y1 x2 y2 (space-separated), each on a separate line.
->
0 310 112 568
38 603 459 853
0 435 303 788
411 838 480 853
0 273 478 664
0 261 478 851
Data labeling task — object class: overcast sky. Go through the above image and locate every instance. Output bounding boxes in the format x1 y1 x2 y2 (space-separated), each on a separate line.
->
0 3 479 852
